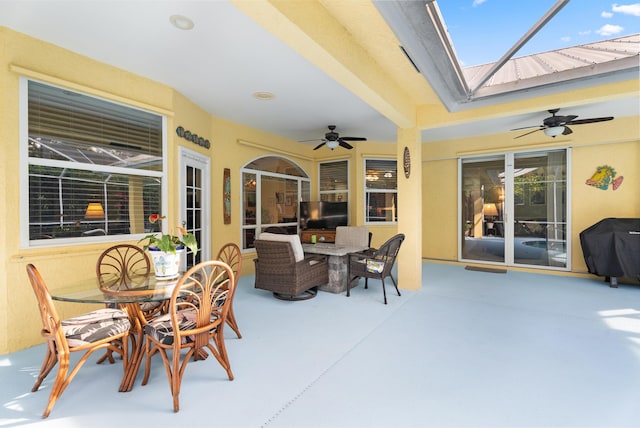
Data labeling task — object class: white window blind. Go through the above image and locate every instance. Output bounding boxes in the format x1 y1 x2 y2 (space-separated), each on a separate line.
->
319 160 348 202
365 159 398 223
25 80 164 244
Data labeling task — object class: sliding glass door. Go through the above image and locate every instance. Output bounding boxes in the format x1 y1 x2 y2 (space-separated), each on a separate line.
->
460 155 505 263
460 149 569 269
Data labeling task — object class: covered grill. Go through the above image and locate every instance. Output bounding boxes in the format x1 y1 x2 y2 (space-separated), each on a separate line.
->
579 218 640 287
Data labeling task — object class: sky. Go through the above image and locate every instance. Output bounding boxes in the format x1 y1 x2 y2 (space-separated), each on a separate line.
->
436 0 640 66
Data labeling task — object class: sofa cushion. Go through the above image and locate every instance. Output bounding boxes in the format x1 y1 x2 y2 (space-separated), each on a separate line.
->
258 232 304 262
335 226 369 247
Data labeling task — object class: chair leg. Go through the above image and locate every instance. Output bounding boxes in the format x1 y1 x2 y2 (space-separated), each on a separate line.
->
364 277 369 289
41 360 69 418
390 274 401 297
96 349 116 364
171 345 182 413
212 330 234 381
226 308 242 339
381 278 388 305
32 346 57 393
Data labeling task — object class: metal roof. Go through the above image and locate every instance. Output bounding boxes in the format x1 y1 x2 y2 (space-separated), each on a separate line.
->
464 34 640 98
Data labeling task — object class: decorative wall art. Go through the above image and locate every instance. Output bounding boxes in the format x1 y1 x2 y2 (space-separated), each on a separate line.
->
223 168 231 224
403 146 411 178
585 165 624 191
176 126 211 149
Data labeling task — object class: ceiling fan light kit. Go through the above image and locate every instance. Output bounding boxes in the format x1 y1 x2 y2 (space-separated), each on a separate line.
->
511 108 614 139
308 125 367 150
544 126 565 137
326 140 340 150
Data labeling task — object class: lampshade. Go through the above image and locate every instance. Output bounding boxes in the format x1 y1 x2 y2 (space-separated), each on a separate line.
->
326 140 339 150
544 126 565 137
483 203 498 217
85 202 105 219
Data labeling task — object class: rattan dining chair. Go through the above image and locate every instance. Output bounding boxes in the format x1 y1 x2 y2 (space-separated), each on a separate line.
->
26 264 130 418
95 243 151 281
96 244 166 320
95 244 162 365
216 243 243 338
141 260 236 412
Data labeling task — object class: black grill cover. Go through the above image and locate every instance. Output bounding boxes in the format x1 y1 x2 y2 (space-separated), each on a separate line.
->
579 218 640 280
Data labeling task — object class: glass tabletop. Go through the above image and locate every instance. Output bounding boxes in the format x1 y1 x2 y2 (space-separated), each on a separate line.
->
50 273 185 305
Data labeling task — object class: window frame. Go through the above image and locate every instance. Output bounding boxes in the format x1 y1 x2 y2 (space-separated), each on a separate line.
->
363 158 398 225
19 77 168 249
240 156 310 252
318 159 349 202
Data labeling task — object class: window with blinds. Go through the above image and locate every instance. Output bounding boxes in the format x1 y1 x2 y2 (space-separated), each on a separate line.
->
365 159 398 223
24 79 164 244
319 160 348 202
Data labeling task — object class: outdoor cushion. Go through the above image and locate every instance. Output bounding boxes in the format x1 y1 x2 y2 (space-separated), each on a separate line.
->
258 232 304 262
144 309 220 345
61 308 131 347
335 226 369 247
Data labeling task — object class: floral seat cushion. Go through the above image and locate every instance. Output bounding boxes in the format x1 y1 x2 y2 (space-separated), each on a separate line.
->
144 309 220 345
61 308 131 347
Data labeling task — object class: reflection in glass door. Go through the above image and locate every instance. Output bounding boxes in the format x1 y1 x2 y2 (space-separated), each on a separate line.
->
460 156 505 263
460 149 569 269
513 150 567 267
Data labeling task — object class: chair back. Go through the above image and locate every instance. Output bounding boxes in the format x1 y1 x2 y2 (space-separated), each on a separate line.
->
375 233 405 275
26 264 69 354
216 243 242 286
256 232 305 262
169 260 235 349
96 244 150 285
254 240 298 267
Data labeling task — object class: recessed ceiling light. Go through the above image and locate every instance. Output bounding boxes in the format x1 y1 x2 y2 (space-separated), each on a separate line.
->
252 91 275 101
170 15 194 30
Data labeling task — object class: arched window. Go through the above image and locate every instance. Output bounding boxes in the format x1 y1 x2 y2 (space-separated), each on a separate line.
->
241 156 310 250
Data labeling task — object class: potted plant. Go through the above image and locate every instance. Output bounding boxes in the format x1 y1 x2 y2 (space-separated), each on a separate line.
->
138 214 198 278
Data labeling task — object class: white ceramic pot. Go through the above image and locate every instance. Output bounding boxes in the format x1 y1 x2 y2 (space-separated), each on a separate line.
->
148 248 185 279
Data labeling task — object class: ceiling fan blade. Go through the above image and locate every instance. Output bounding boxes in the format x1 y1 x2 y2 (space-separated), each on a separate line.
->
559 115 578 123
340 137 367 141
299 138 323 143
515 128 543 139
510 125 542 131
338 140 353 150
565 116 614 125
562 126 573 135
313 142 326 150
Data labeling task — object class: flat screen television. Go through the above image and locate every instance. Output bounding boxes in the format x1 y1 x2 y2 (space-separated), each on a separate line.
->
299 201 348 230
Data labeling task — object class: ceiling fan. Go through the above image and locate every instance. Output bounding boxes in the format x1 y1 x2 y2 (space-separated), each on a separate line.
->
302 125 367 150
511 108 614 139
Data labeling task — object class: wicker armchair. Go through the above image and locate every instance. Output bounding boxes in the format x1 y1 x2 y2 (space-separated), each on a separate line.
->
347 233 405 304
254 233 328 300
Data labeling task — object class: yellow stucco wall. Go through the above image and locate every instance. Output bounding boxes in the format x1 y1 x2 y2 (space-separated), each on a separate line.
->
421 114 640 273
0 28 324 353
1 25 638 354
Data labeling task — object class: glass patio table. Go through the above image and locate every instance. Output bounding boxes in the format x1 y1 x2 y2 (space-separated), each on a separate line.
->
50 272 188 392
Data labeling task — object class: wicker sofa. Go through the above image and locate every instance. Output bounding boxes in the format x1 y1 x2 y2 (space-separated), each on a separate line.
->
254 232 329 300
